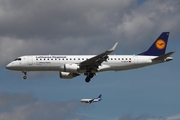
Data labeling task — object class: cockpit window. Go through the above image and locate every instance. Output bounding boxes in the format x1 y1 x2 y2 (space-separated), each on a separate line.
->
14 58 21 61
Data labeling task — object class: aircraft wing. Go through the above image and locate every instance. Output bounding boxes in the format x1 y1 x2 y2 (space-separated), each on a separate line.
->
79 42 118 71
89 99 94 103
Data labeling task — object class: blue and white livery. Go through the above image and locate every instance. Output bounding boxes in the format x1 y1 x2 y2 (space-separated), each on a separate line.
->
80 94 102 103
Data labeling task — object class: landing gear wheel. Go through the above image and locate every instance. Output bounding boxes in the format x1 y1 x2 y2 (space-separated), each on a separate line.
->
85 72 95 83
89 73 94 78
23 76 27 79
22 71 27 79
85 77 91 83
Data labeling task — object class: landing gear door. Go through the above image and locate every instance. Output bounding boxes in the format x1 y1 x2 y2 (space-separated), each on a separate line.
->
28 56 33 65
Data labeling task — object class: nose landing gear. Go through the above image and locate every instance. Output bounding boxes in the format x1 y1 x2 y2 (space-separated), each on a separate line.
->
22 71 27 79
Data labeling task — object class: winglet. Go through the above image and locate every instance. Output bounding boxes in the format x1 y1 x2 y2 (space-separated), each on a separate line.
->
108 42 118 52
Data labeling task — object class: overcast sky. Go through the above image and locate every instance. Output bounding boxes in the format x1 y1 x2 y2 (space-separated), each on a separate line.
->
0 0 180 120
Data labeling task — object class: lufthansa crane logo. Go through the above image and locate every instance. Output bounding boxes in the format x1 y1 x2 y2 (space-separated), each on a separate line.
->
155 39 166 50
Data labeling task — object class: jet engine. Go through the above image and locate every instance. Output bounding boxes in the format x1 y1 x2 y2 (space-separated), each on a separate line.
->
59 72 80 79
60 63 80 72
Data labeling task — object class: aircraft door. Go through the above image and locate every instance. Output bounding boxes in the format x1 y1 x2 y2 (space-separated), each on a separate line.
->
133 55 137 64
28 56 33 65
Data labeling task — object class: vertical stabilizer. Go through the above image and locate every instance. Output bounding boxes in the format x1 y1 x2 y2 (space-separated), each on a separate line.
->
139 32 169 56
98 94 102 98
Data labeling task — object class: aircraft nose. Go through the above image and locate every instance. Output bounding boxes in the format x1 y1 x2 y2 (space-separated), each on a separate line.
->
6 63 11 69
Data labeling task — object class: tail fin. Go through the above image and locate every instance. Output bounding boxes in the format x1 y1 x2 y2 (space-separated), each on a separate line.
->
139 32 169 56
98 94 102 98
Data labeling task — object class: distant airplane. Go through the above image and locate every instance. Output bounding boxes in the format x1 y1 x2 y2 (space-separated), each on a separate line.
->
80 94 102 103
6 32 174 82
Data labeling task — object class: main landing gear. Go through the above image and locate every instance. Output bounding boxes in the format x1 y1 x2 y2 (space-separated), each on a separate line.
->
85 73 95 83
22 71 27 79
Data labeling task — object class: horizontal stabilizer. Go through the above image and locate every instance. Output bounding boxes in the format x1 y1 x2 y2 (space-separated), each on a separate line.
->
152 52 174 61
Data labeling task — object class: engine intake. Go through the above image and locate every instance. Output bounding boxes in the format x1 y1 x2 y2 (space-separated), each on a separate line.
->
60 63 79 72
59 72 80 79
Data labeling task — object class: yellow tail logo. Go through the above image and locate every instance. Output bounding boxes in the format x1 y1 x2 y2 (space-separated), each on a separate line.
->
155 39 166 50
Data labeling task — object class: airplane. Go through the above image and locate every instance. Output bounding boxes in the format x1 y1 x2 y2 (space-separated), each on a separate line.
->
6 32 174 83
80 94 102 103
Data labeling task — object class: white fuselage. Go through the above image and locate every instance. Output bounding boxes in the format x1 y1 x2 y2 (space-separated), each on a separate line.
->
5 32 174 82
6 54 171 72
80 98 101 103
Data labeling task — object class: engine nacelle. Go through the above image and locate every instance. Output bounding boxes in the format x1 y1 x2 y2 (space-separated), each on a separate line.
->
59 72 80 79
60 63 79 72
